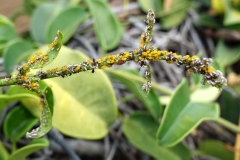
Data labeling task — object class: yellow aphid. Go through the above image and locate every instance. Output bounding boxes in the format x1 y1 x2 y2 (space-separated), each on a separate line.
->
207 66 215 73
29 56 37 64
100 65 106 69
191 55 198 59
21 76 29 83
36 52 42 56
133 49 138 54
142 52 147 56
87 59 93 63
139 43 144 48
97 59 102 63
187 71 192 75
185 55 191 61
51 68 57 74
22 63 27 67
53 39 58 46
202 67 207 71
48 43 53 48
140 36 144 43
43 55 48 61
75 66 81 71
121 57 127 61
62 66 67 72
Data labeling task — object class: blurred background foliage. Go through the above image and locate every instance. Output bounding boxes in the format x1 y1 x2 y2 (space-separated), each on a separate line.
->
0 0 240 160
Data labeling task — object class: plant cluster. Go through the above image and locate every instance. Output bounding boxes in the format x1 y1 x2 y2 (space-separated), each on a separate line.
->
0 9 227 139
1 1 240 160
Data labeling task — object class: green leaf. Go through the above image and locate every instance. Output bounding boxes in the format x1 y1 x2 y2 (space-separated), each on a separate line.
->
160 0 190 29
224 0 240 26
45 6 88 44
83 0 124 50
0 141 9 160
137 0 163 13
215 40 240 67
107 68 163 120
0 24 18 53
8 138 49 160
157 79 220 147
44 85 54 116
2 86 41 117
23 0 49 15
31 46 117 139
220 89 240 125
3 105 38 143
29 30 63 69
194 13 223 29
168 142 191 160
122 111 181 160
191 86 220 102
3 39 33 74
0 14 14 26
30 1 68 43
198 140 234 160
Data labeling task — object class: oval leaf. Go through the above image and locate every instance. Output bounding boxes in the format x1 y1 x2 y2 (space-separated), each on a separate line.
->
160 0 189 29
3 39 33 74
224 0 240 26
107 68 163 120
2 86 41 117
3 105 38 143
30 1 68 43
157 79 220 147
8 138 49 160
45 6 88 44
198 140 234 160
84 0 124 50
31 46 117 139
122 111 181 160
215 40 240 67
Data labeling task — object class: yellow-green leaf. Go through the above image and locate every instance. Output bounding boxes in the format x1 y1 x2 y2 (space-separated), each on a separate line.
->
37 46 117 139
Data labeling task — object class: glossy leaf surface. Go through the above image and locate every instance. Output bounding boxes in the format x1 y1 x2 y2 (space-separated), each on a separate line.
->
122 111 181 160
30 1 68 43
157 79 219 147
8 138 49 160
160 0 190 29
3 39 33 74
3 106 38 143
215 40 240 67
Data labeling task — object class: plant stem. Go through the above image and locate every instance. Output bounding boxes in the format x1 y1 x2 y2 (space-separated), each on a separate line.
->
215 117 240 133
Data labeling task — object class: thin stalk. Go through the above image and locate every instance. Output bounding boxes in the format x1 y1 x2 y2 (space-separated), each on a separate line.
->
214 117 240 133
